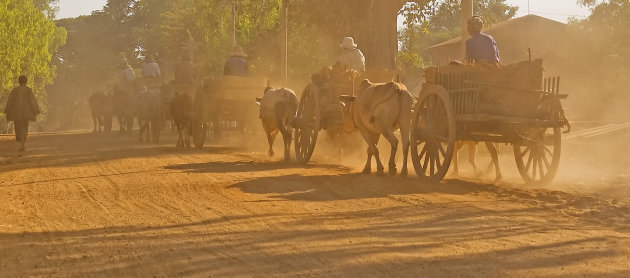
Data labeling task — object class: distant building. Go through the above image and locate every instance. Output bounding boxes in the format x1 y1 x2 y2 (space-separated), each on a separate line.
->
425 15 570 75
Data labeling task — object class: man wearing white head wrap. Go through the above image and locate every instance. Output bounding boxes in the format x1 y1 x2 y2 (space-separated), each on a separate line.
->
337 37 366 74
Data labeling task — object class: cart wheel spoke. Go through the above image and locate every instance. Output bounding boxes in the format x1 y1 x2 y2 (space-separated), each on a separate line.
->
514 127 561 185
541 150 551 169
419 143 428 160
538 154 545 178
525 150 534 172
437 142 446 156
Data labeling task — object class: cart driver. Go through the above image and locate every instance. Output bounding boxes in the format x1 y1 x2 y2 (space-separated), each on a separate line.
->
224 45 249 77
465 16 500 64
119 59 136 93
337 37 366 75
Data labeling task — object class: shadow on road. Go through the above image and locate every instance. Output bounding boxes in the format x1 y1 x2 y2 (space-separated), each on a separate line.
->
1 205 628 277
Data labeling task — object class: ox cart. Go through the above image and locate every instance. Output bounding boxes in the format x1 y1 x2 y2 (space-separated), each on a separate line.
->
292 66 396 164
411 59 570 185
192 75 267 148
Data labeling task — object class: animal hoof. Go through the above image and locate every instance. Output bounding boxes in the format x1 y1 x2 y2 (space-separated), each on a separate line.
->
376 169 385 176
494 175 503 183
388 167 397 176
361 168 371 174
401 168 408 177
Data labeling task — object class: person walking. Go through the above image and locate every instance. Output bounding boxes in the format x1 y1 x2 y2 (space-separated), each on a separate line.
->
3 75 40 151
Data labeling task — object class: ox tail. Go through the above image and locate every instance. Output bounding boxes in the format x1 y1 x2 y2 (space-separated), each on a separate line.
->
369 82 400 124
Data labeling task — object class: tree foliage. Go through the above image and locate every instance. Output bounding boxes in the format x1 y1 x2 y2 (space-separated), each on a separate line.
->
0 0 66 99
564 0 630 119
398 0 518 68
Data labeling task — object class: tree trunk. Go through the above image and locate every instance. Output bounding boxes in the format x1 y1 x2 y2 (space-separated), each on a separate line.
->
354 0 401 71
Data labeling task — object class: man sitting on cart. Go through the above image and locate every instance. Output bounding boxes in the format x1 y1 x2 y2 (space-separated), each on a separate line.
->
337 37 366 75
223 45 248 77
142 54 161 78
465 16 500 65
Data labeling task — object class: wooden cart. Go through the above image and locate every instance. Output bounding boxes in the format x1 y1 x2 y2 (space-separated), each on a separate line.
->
292 66 396 164
410 59 570 185
192 76 267 148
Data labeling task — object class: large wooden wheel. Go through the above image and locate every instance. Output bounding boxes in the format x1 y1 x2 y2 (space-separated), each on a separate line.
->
294 84 320 164
411 84 456 181
513 127 561 185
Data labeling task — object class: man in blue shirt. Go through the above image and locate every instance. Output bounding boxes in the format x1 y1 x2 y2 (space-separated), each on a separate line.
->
465 16 500 64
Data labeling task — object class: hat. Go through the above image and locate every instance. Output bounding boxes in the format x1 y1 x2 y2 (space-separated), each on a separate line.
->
340 37 357 49
468 16 485 32
231 46 248 57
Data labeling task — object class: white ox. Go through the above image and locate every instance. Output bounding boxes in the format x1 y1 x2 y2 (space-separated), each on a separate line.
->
258 87 298 162
344 80 413 176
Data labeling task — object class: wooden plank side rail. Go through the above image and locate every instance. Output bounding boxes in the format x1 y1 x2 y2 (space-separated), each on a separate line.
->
436 70 479 116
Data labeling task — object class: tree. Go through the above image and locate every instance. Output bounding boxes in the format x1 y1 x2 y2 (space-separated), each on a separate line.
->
0 0 67 98
398 0 517 68
563 0 630 119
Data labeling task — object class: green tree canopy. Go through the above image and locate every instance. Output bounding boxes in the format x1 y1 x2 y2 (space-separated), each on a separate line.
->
0 0 66 94
398 0 518 68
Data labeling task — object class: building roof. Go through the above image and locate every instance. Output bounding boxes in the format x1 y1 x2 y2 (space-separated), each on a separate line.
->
426 14 566 50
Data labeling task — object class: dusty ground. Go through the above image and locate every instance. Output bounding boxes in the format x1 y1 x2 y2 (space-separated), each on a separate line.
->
0 130 629 277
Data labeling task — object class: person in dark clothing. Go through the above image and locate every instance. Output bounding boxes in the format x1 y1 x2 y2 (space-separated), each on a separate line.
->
223 46 248 77
3 75 40 151
465 16 500 64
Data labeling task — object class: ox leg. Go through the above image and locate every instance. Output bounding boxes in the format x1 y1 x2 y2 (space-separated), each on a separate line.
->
92 114 98 133
381 129 399 176
126 117 134 136
281 127 292 162
399 125 410 177
358 128 374 174
116 116 123 134
372 133 385 176
138 120 145 141
484 142 502 182
452 144 460 177
152 119 161 143
175 122 183 147
465 142 479 176
184 121 191 148
360 128 384 175
266 128 278 157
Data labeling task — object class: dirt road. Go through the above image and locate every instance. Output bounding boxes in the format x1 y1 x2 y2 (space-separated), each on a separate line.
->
0 132 628 277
